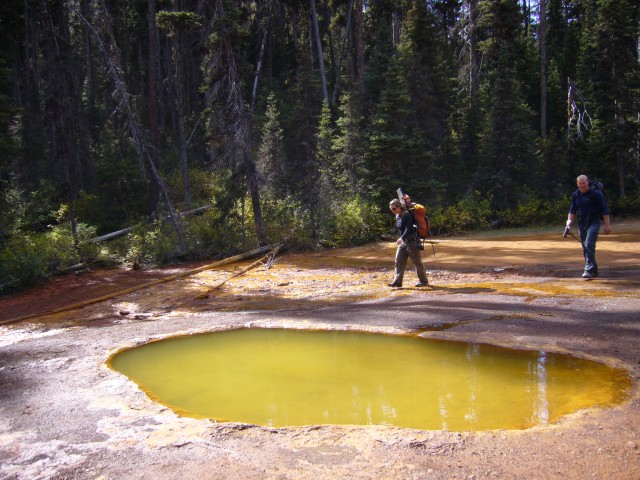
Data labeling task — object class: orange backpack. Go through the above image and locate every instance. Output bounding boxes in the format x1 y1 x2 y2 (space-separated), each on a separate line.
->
397 189 431 239
409 202 430 238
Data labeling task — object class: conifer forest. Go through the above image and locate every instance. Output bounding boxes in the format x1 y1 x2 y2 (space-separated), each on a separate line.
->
0 0 639 292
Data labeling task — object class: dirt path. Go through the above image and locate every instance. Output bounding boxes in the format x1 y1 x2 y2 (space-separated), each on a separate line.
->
1 221 639 479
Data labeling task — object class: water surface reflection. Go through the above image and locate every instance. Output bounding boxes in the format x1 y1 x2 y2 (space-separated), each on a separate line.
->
109 328 630 430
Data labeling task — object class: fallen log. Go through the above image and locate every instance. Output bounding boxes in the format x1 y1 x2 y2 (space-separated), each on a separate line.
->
86 205 213 243
169 243 284 312
0 244 277 326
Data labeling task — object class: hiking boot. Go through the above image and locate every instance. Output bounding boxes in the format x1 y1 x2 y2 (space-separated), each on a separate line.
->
414 282 429 287
388 281 402 288
581 271 594 279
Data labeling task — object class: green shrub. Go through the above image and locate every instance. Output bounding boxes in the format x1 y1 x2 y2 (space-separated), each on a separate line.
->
125 221 179 266
610 191 640 217
260 196 315 250
428 192 573 234
324 196 386 248
497 196 569 228
0 222 99 293
0 234 50 291
183 208 248 258
429 191 493 235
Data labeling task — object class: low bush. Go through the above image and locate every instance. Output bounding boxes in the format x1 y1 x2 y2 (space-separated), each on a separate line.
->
260 196 314 250
497 196 569 228
323 196 387 248
428 191 493 235
427 193 572 235
610 191 640 217
0 223 99 293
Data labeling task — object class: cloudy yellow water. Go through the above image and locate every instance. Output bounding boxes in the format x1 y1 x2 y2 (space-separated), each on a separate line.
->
109 328 630 431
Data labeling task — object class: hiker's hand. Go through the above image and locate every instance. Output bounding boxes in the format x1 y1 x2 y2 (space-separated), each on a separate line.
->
396 238 404 245
604 224 611 235
566 219 572 229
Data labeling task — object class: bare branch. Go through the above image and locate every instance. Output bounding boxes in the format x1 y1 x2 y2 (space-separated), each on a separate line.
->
567 78 593 140
72 1 186 252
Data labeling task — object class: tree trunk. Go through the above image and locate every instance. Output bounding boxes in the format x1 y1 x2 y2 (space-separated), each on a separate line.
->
252 22 269 110
469 0 479 111
522 0 529 36
324 3 337 103
172 32 192 206
309 0 329 104
247 168 266 245
332 0 354 106
148 0 161 216
465 0 482 193
539 0 547 138
637 113 640 187
77 0 186 251
354 0 364 97
615 101 625 197
205 0 267 244
392 10 400 46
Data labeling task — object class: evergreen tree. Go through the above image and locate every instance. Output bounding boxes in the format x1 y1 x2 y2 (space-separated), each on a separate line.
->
366 52 419 199
156 10 204 207
333 91 367 194
0 57 18 246
362 4 396 113
401 1 454 201
201 0 267 244
280 5 323 209
315 100 336 238
257 92 288 198
476 0 540 207
588 0 639 197
450 0 482 198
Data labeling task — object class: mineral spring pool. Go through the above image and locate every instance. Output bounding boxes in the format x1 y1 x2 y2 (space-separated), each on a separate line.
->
108 328 631 430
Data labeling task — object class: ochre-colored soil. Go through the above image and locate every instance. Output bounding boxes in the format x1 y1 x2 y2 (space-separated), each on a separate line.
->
0 220 639 479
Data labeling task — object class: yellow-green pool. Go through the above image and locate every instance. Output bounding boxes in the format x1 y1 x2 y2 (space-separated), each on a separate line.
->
108 328 631 430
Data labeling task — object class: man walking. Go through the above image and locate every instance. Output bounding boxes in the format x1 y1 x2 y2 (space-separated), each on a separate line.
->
566 175 611 278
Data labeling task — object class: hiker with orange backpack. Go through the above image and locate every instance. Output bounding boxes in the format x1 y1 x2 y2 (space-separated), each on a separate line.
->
388 198 429 288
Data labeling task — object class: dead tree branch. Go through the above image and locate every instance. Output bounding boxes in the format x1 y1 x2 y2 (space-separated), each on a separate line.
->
567 78 593 140
72 1 186 252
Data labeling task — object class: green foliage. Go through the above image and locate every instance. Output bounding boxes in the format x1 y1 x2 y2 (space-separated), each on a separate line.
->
165 168 228 212
333 92 367 194
183 210 241 258
125 222 177 266
0 223 99 293
610 192 640 217
74 132 148 234
429 192 572 235
257 93 288 197
3 180 60 233
497 196 570 228
322 197 387 248
260 195 314 250
0 56 18 246
429 192 493 235
367 53 418 196
0 234 51 291
156 11 203 33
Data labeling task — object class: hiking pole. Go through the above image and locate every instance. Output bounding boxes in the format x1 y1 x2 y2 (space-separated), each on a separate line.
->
427 234 436 256
563 225 583 245
563 227 596 257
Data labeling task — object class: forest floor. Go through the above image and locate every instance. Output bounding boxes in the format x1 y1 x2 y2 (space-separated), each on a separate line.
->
1 220 639 479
